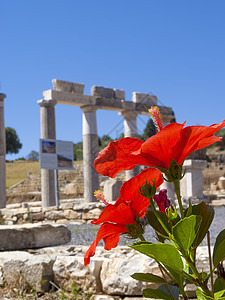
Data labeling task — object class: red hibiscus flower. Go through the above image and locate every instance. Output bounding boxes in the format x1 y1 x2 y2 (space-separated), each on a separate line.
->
94 108 225 178
84 168 163 266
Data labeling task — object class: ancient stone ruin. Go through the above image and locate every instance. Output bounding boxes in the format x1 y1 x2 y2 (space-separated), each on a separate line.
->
37 79 175 207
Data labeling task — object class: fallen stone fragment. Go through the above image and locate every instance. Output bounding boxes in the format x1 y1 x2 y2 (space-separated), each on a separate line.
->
0 251 54 292
53 255 104 294
0 223 71 250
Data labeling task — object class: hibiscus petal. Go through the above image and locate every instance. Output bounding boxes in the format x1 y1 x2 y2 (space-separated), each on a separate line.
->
173 120 225 165
140 123 185 169
120 168 164 218
94 137 148 177
91 202 134 225
84 223 127 266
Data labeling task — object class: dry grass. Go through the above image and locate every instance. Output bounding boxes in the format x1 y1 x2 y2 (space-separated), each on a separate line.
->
6 160 40 188
6 160 83 188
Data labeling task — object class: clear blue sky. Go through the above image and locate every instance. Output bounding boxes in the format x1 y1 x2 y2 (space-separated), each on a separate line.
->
1 0 225 160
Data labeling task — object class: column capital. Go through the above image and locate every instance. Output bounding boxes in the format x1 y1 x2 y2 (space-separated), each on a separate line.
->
81 105 98 113
0 93 6 102
37 99 57 108
120 110 138 119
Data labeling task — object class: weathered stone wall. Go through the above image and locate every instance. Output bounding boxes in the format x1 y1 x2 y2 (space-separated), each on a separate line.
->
0 245 213 299
0 199 105 225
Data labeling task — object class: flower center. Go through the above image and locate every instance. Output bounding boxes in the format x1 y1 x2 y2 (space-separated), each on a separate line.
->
94 190 109 206
149 106 163 131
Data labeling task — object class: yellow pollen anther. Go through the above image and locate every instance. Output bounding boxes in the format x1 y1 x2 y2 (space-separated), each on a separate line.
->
94 190 109 206
149 106 163 131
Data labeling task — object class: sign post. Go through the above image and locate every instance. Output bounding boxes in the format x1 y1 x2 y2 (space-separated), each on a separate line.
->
39 139 74 206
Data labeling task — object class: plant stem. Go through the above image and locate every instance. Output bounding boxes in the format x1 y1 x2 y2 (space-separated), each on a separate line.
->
183 254 211 297
207 231 214 298
158 264 178 300
173 181 184 219
139 234 146 241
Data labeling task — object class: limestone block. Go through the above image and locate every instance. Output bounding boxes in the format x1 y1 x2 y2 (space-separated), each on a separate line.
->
64 209 82 220
42 206 59 212
65 182 84 196
0 251 54 292
113 89 125 100
91 86 115 98
0 224 71 250
73 201 103 211
52 79 84 94
82 208 102 220
210 182 218 192
91 296 121 300
45 210 65 220
132 92 157 105
29 206 42 213
30 212 45 222
218 176 225 190
56 219 70 224
59 202 74 210
102 178 123 202
100 253 160 295
53 255 103 294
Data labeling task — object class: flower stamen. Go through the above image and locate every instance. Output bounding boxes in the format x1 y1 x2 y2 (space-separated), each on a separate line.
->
94 190 109 206
149 106 163 131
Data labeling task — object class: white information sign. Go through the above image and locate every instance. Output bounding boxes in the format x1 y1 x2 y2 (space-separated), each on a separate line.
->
40 139 74 170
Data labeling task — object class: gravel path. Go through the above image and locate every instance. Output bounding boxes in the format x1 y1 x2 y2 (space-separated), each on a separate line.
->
66 206 225 247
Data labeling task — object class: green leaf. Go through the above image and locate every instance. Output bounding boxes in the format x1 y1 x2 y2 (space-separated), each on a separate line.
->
130 242 184 286
185 200 192 217
131 272 166 283
196 288 213 300
214 278 225 294
173 215 202 252
184 201 214 248
214 289 225 299
158 284 180 299
131 242 183 271
146 211 172 237
143 287 174 300
213 229 225 267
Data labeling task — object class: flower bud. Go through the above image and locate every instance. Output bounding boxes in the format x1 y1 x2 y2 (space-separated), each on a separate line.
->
165 159 184 182
138 181 156 199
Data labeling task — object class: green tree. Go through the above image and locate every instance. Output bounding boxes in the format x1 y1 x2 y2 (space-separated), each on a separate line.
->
26 150 39 161
118 133 124 139
73 142 83 161
5 127 22 155
140 119 157 141
215 128 225 150
98 135 113 151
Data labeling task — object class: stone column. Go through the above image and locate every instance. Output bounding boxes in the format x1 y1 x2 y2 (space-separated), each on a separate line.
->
180 159 207 200
121 110 139 180
0 93 6 208
37 99 56 207
81 105 99 202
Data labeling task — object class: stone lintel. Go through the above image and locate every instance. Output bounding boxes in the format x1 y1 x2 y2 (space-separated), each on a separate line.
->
43 90 96 106
132 92 157 105
183 159 207 170
91 86 125 100
42 89 174 118
52 79 84 94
